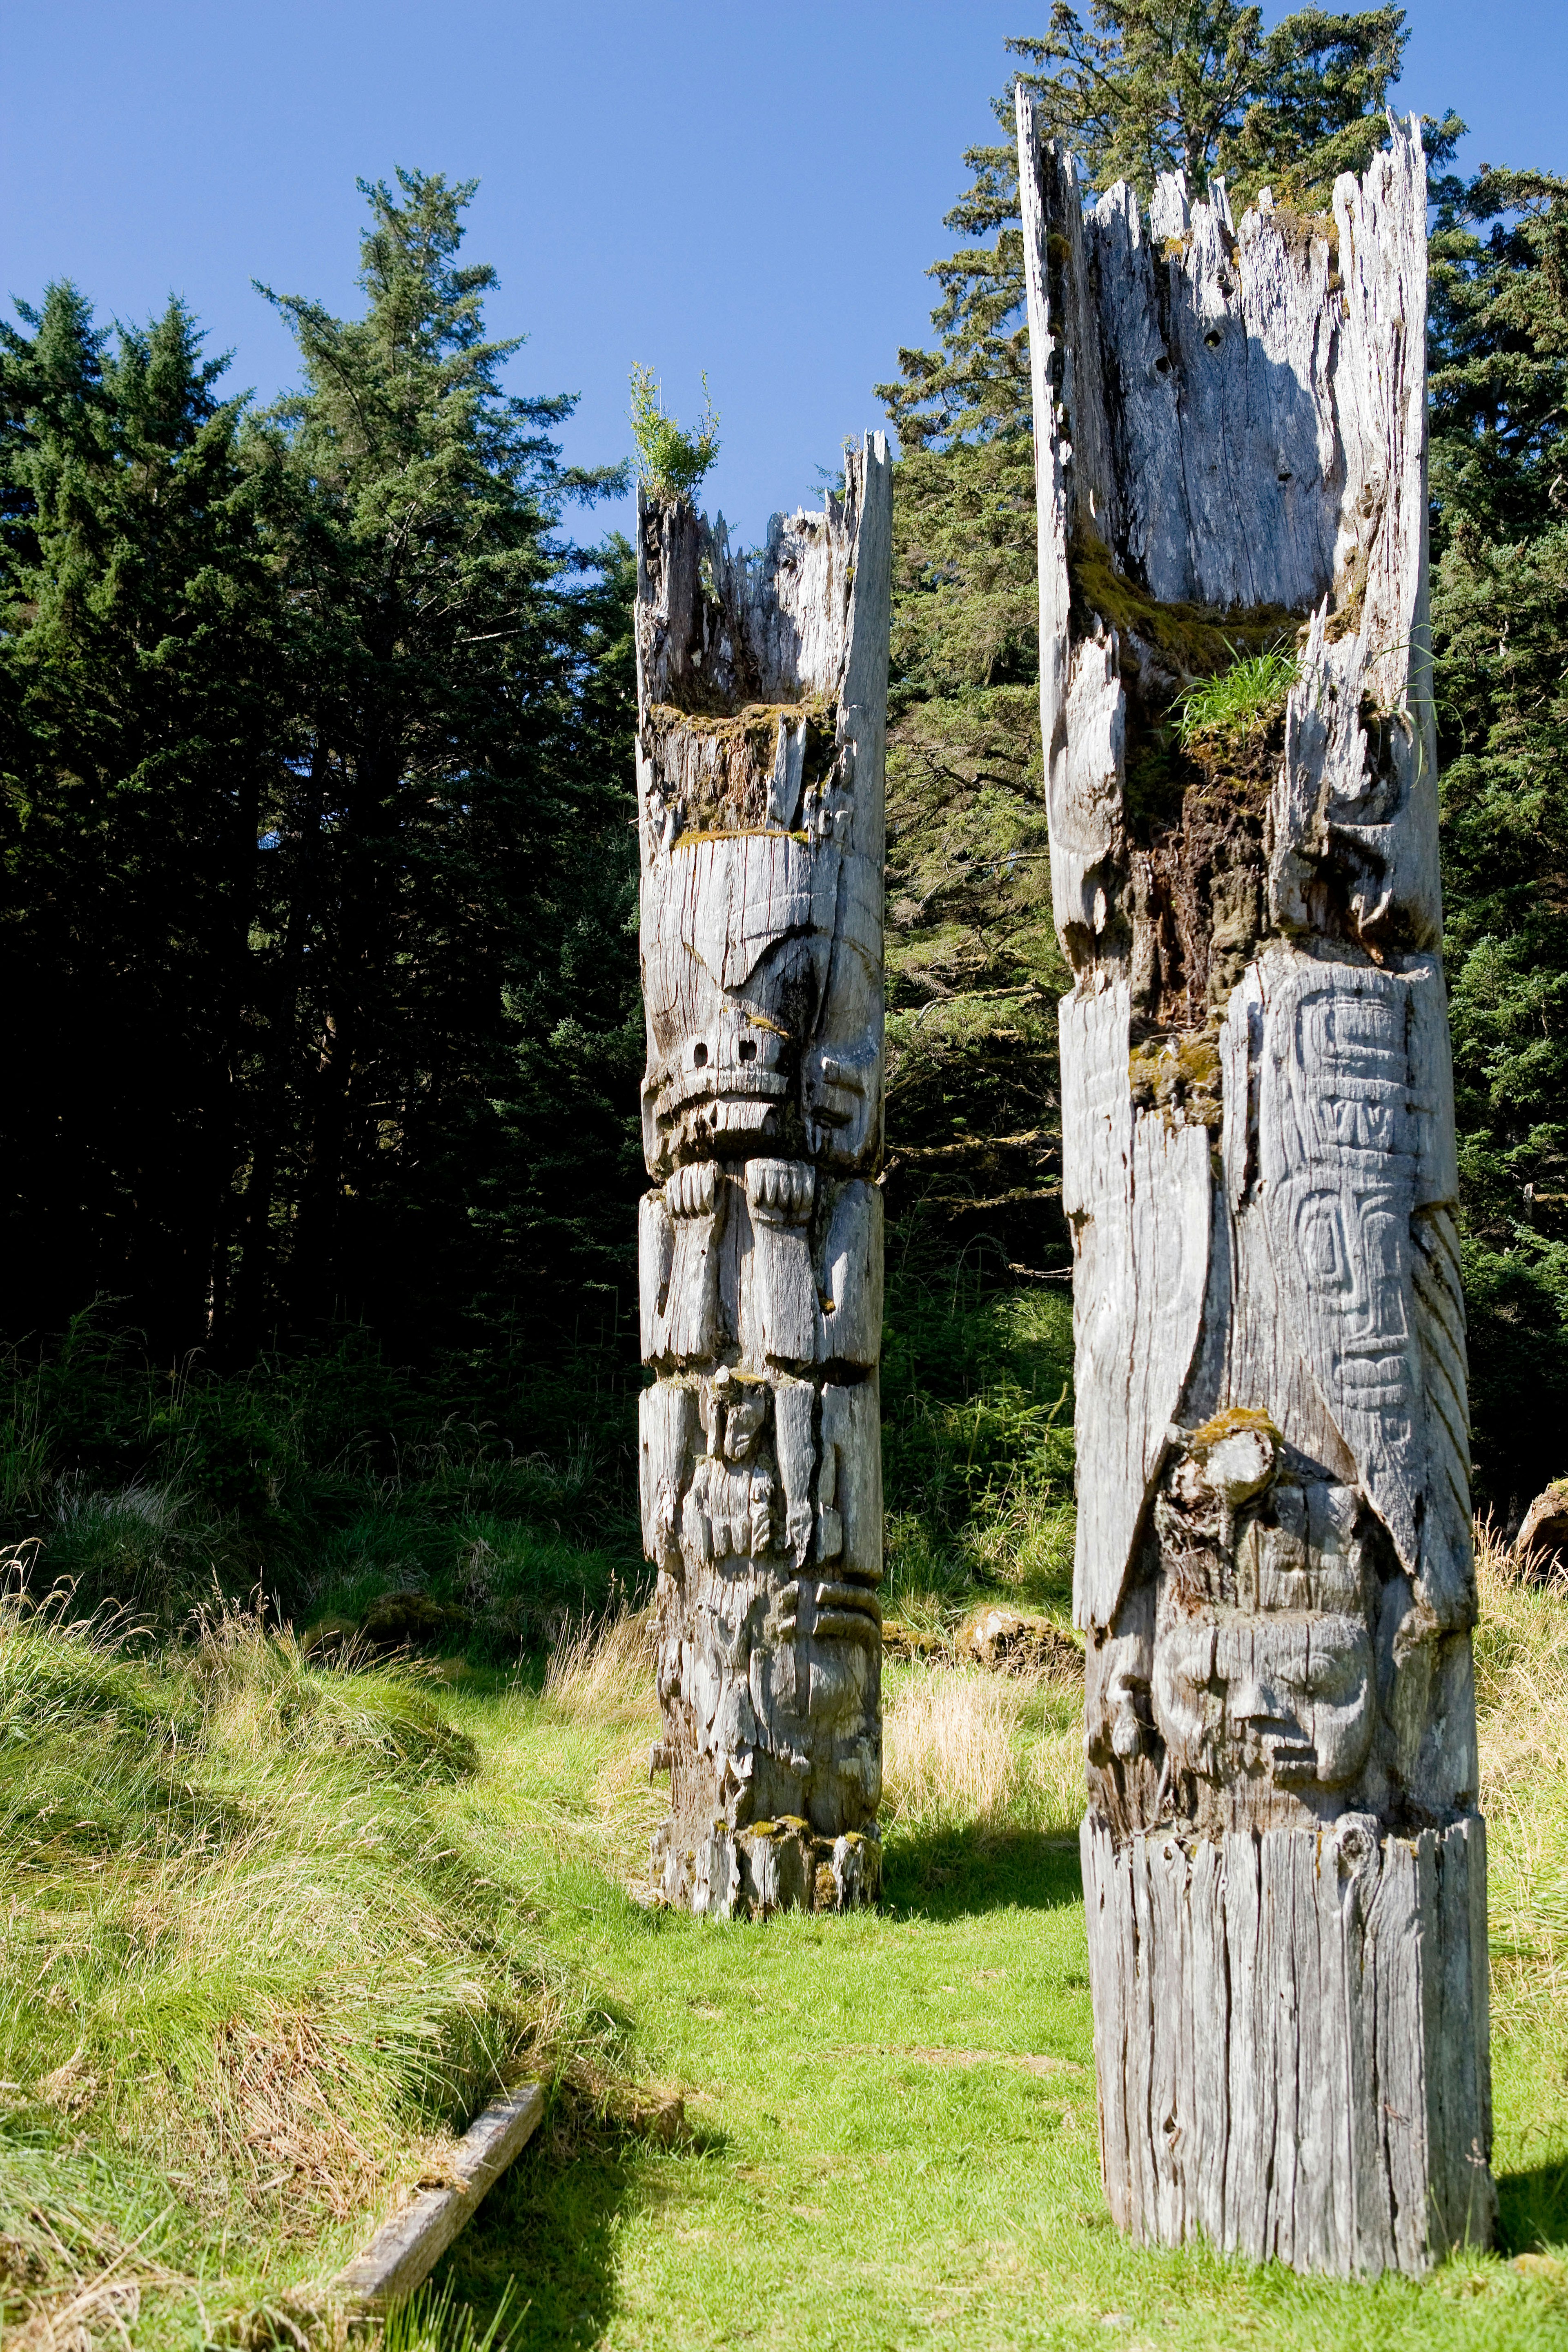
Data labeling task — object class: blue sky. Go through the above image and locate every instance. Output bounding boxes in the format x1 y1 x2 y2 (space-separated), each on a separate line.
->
4 2 1565 547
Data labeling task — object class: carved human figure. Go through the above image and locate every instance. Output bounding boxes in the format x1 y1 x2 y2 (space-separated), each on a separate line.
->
1019 98 1491 2274
636 441 890 1916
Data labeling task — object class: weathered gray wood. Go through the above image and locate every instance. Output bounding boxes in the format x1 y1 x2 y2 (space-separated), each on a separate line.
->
637 440 891 1915
1020 91 1492 2274
332 2082 544 2312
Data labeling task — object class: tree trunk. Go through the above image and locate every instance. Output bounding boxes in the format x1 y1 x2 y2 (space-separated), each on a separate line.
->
635 439 891 1916
1016 99 1494 2274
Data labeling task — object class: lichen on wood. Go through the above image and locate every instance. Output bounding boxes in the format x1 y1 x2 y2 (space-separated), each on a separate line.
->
1019 93 1492 2276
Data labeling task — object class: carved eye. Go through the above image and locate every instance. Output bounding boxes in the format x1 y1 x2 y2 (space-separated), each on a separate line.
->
1204 327 1223 350
738 1039 757 1063
1154 354 1172 376
693 1042 708 1068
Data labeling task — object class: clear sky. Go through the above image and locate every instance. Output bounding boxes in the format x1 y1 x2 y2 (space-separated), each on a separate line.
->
4 2 1566 548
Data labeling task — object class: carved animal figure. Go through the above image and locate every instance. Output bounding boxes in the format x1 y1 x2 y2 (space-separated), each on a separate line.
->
636 441 891 1916
1018 100 1493 2275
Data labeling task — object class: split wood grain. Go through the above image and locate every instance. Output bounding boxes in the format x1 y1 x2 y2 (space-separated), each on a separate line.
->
1018 90 1493 2275
332 2082 544 2312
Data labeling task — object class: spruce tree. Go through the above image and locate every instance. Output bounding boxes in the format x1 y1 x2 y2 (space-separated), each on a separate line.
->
0 288 283 1350
1430 165 1568 1511
239 169 630 1352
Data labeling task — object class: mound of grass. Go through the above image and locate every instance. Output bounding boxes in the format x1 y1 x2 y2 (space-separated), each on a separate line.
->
0 1592 635 2351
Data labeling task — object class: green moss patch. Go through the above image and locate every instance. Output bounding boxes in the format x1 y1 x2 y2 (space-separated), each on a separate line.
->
1069 531 1303 684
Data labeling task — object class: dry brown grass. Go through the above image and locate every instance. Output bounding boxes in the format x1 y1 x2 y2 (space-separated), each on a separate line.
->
543 1608 656 1721
1473 1513 1568 2039
881 1659 1081 1836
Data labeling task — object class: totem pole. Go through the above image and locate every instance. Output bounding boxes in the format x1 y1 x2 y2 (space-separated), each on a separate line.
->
636 436 891 1917
1016 100 1494 2274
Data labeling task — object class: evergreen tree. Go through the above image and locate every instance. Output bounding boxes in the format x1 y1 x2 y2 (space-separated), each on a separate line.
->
0 287 284 1350
1430 165 1568 1512
477 535 643 1345
235 169 630 1354
0 174 640 1371
1013 3 1409 205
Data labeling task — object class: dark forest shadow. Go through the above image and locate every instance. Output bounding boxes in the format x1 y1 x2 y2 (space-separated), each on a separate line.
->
880 1824 1083 1921
1498 2153 1568 2254
432 2107 727 2352
432 2131 628 2351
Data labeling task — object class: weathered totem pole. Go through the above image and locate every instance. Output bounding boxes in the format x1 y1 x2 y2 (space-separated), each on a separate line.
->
1016 99 1494 2274
636 436 891 1917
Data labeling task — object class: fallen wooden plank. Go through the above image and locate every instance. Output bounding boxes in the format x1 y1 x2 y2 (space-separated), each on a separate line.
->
333 2082 544 2312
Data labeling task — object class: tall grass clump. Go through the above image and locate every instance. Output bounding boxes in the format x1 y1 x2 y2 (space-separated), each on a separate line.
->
1172 641 1298 755
881 1657 1081 1843
0 1583 630 2343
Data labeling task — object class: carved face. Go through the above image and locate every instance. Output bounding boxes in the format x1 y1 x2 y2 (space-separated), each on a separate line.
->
722 1390 767 1461
1270 977 1423 1487
639 831 829 1175
642 938 813 1171
639 826 881 1176
1153 1610 1375 1789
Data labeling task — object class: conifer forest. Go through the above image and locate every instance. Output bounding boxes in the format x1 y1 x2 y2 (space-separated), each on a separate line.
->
3 8 1568 2348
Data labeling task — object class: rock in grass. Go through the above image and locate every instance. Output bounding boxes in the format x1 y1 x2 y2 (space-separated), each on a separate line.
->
358 1592 471 1650
961 1608 1081 1678
1516 1481 1568 1577
880 1618 948 1663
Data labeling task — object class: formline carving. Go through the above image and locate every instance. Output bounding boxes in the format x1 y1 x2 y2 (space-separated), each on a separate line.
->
636 439 891 1916
1018 95 1493 2273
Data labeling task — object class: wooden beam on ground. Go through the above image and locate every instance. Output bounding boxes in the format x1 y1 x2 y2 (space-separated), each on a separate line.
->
333 2082 544 2312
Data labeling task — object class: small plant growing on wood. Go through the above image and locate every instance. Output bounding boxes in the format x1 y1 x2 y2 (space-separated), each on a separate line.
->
1172 642 1299 754
629 364 720 503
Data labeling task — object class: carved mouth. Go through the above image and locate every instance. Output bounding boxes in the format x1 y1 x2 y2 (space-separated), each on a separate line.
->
1265 1741 1320 1783
659 1066 791 1118
809 1579 883 1645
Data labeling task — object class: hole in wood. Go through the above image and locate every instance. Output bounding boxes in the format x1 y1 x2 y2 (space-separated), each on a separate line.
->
693 1041 708 1067
1155 354 1172 375
1203 328 1223 349
738 1038 757 1062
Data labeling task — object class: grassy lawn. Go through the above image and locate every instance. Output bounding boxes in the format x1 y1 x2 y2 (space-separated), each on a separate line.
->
3 1574 1568 2352
429 1615 1568 2352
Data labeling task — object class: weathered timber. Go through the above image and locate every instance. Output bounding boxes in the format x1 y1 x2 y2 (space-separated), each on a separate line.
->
1017 96 1494 2275
636 438 891 1916
332 2082 544 2311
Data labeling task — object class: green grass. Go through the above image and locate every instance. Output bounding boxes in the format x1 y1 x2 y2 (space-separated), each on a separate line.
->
0 1595 630 2351
1172 645 1299 755
3 1310 1568 2348
882 1271 1076 1626
5 1568 1566 2352
423 1604 1568 2352
1 1312 646 1642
